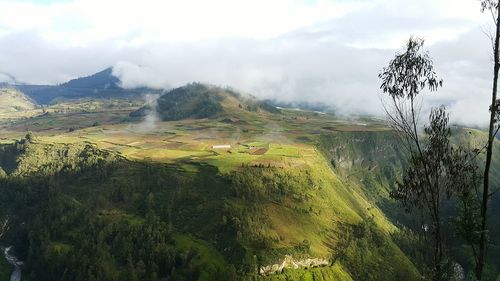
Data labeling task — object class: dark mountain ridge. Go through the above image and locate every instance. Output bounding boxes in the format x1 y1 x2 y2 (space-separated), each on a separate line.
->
60 67 120 89
12 67 160 104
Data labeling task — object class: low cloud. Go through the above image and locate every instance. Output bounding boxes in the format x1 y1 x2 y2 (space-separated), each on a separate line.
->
138 93 160 131
109 37 394 117
111 28 493 127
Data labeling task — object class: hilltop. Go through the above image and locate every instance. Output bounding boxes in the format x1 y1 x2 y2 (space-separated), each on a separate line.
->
130 83 280 121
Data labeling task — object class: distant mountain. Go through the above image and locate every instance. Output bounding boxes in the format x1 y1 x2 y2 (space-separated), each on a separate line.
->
130 83 280 121
60 67 120 89
14 68 158 104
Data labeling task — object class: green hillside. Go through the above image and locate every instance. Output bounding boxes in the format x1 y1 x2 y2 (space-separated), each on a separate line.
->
130 83 280 121
0 87 40 125
0 88 36 112
0 133 420 281
0 87 37 121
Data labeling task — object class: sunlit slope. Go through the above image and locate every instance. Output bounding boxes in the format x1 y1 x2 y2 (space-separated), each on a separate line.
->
0 87 37 121
317 131 406 212
0 88 36 112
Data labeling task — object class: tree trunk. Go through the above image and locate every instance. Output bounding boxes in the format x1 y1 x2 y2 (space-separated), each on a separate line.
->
476 2 500 280
434 207 443 281
434 224 442 280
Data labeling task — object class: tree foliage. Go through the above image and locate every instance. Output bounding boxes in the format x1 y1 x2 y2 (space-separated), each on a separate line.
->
379 38 442 100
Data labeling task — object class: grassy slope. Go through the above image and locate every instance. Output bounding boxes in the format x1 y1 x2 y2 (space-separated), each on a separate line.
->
317 131 407 217
0 88 35 112
0 88 37 122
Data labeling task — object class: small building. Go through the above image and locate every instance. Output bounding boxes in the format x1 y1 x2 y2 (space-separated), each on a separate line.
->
212 144 231 149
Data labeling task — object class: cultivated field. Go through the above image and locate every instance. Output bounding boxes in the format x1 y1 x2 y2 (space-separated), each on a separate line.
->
0 98 389 175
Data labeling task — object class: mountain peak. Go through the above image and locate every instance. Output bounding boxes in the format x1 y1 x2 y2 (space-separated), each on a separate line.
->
61 67 120 89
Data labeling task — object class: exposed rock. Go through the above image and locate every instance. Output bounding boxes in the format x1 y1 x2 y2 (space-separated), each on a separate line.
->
259 255 329 276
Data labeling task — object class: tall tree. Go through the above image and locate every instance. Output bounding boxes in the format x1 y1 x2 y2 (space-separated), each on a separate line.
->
477 1 500 280
379 37 444 279
379 38 477 280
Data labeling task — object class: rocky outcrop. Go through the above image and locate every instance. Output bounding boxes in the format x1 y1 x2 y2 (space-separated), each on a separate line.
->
259 255 329 276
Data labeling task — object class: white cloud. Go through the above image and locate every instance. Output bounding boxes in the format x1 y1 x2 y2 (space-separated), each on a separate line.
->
0 0 360 45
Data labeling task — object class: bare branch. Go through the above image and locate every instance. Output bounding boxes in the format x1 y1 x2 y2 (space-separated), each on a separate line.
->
488 183 500 198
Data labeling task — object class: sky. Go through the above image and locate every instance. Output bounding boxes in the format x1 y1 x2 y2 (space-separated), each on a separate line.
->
0 0 494 126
